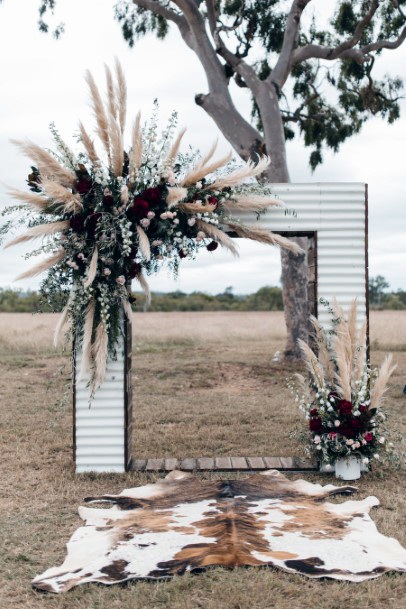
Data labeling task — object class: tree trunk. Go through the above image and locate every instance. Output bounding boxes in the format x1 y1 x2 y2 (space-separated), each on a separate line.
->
256 83 309 359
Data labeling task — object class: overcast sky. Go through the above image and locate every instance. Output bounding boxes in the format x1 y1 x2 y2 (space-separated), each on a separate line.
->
0 0 405 295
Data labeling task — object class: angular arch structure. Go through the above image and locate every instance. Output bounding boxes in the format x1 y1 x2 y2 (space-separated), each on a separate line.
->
73 182 368 473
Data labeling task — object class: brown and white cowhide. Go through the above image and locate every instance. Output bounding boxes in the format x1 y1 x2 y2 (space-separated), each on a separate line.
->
32 470 406 593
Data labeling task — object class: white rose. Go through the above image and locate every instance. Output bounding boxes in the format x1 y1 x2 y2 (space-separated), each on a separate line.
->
334 420 341 427
140 218 150 228
116 275 126 285
378 437 385 444
188 217 196 227
147 211 155 219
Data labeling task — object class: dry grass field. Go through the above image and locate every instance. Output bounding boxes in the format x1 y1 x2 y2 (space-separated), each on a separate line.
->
0 310 405 609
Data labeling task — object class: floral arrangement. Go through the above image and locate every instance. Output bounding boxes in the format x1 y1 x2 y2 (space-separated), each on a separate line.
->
292 299 397 468
1 61 301 394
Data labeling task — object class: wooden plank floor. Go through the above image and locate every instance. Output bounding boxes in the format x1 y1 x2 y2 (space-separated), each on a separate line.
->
130 456 317 473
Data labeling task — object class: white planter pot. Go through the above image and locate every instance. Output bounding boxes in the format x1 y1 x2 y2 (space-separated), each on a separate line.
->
73 314 132 473
319 462 335 474
335 456 361 481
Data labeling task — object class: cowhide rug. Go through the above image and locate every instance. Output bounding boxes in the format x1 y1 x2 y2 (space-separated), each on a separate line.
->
32 470 406 593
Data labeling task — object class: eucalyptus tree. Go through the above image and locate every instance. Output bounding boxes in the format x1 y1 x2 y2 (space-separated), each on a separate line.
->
20 0 406 357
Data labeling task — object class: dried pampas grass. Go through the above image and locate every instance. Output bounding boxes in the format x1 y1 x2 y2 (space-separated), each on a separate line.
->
16 249 65 280
83 246 98 289
225 222 303 255
136 225 151 261
181 151 233 187
4 220 69 249
78 121 100 165
85 70 111 161
370 354 397 410
165 128 186 166
129 112 142 175
78 299 95 381
115 58 127 135
40 179 82 214
166 187 188 207
223 193 282 214
209 156 270 190
11 140 76 187
135 271 151 307
195 220 239 257
7 188 49 212
104 64 117 120
92 321 108 391
298 338 325 388
109 114 124 177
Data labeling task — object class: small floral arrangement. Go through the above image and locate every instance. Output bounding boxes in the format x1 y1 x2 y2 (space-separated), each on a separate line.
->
291 299 397 468
1 61 301 394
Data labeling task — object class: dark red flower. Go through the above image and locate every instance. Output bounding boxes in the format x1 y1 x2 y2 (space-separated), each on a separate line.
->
178 250 187 259
310 408 319 416
208 195 218 207
127 197 150 221
338 399 352 415
365 432 373 442
70 214 85 232
129 262 142 279
349 418 364 432
86 212 102 236
75 177 92 195
103 194 114 207
359 405 367 413
309 418 323 433
142 187 163 208
338 424 355 439
206 241 218 252
329 432 337 439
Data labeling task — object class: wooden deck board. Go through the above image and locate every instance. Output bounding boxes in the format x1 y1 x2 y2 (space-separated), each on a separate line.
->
131 457 317 472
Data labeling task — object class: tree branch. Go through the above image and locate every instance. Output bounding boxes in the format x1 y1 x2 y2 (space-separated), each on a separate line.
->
132 0 185 27
362 26 406 53
292 0 381 65
271 0 314 88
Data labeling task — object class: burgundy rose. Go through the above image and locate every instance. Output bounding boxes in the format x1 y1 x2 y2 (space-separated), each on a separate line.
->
310 408 319 416
127 197 150 221
70 214 85 232
129 262 142 279
142 187 163 208
206 241 218 252
349 418 364 432
359 405 367 413
208 195 218 207
86 212 102 236
364 432 373 442
178 250 187 259
103 194 114 207
338 424 355 439
328 432 337 439
75 177 92 195
309 418 323 433
338 399 352 415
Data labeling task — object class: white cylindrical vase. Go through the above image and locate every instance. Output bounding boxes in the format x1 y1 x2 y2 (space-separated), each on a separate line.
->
73 314 132 473
335 456 361 481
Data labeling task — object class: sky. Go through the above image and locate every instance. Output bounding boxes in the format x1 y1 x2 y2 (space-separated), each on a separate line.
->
0 0 405 295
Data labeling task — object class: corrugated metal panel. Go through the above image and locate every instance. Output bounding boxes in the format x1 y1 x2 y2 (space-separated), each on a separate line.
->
75 333 126 473
241 183 368 332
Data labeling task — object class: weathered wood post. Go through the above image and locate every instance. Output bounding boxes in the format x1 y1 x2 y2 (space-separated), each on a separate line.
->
73 312 133 473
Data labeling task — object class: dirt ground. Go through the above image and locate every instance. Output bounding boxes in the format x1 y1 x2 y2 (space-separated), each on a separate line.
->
0 311 405 609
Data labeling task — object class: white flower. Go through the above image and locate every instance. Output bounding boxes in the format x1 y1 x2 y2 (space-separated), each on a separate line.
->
334 420 341 427
140 218 150 228
373 453 380 460
314 435 321 444
316 445 322 450
152 239 162 246
188 217 196 227
353 410 361 417
160 212 169 220
173 218 180 225
353 441 361 449
378 436 385 444
116 275 126 286
327 406 334 412
346 439 354 445
103 268 111 276
362 457 369 465
196 181 202 188
147 211 155 219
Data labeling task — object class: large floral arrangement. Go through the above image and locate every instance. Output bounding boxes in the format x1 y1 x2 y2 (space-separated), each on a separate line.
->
1 62 300 393
292 299 397 468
